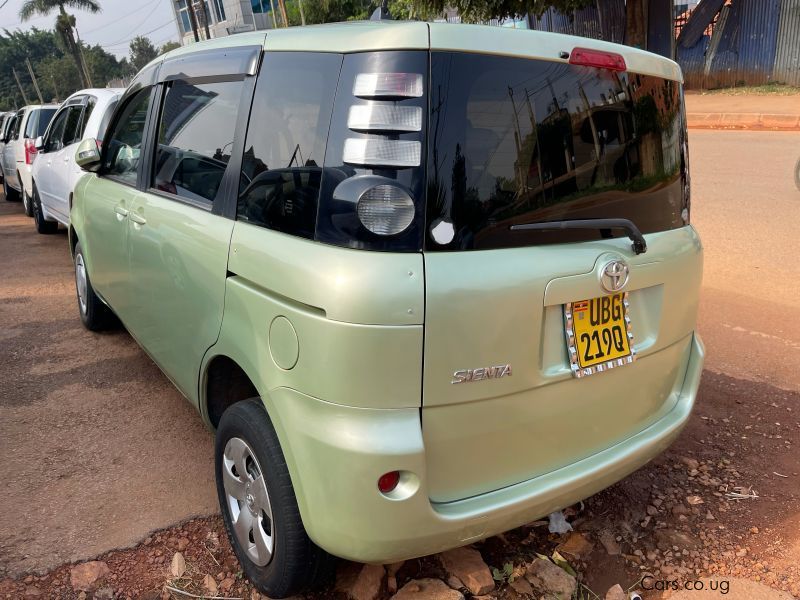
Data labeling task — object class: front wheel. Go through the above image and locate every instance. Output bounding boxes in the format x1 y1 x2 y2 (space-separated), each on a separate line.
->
215 399 333 598
794 156 800 192
74 241 117 331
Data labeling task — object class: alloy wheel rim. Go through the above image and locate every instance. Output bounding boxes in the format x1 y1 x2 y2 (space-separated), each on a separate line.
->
222 437 274 566
75 254 88 314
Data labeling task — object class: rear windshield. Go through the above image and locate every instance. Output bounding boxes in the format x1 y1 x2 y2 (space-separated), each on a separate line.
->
426 52 688 251
24 108 57 139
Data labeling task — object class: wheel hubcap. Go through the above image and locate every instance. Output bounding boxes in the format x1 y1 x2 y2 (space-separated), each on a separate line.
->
75 254 88 314
222 437 274 566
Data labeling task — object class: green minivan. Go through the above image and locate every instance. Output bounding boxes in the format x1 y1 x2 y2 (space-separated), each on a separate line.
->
70 20 704 597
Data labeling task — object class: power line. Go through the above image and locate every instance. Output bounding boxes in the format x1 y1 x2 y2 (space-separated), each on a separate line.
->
81 0 161 35
100 20 175 48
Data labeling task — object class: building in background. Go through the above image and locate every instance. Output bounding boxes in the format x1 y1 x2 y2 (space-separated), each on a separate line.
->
169 0 279 44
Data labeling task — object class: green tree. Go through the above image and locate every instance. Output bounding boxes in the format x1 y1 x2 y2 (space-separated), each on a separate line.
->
129 35 158 71
18 0 102 89
159 41 182 55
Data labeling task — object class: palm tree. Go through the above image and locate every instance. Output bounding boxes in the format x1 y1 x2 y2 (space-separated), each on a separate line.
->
19 0 102 89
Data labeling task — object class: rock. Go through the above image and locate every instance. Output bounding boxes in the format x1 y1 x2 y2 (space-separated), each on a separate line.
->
525 558 576 600
23 586 42 597
598 530 621 556
93 587 114 600
646 505 659 516
668 577 795 599
203 574 218 595
556 532 593 559
509 577 535 597
70 561 111 592
177 537 189 552
680 457 700 470
686 495 704 505
387 576 398 595
77 593 87 600
440 547 495 595
348 564 385 600
655 529 699 551
170 552 186 578
605 584 627 600
445 575 464 591
390 578 464 600
220 577 235 592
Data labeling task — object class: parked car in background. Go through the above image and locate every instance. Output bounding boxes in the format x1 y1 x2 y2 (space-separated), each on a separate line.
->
0 111 14 183
69 23 704 597
30 89 123 233
1 104 57 213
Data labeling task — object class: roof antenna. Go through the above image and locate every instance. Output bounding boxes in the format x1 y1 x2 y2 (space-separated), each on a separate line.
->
371 0 392 20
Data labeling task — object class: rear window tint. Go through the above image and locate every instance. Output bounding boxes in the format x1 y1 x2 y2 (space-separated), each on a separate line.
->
238 52 341 239
426 52 687 251
24 108 57 139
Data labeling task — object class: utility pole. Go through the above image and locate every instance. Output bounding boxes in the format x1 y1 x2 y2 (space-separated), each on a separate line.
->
74 28 94 87
194 0 212 39
50 74 61 103
298 0 306 25
24 58 44 104
12 68 31 105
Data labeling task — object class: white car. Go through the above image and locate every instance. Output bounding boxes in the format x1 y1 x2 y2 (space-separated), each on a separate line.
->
0 112 14 183
31 89 123 233
1 104 58 214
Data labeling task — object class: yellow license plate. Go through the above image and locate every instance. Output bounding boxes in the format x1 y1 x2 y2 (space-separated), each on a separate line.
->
565 292 634 377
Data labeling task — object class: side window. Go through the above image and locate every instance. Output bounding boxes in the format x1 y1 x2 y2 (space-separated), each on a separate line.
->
152 79 244 204
10 112 23 140
237 52 341 239
102 88 152 186
44 109 70 152
63 106 84 147
77 97 97 141
96 98 119 143
23 111 39 139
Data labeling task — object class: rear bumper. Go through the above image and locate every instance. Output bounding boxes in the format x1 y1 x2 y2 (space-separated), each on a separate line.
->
268 332 704 563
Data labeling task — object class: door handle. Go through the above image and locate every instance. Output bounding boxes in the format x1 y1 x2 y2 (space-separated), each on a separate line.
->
129 212 146 226
114 204 129 219
63 156 70 163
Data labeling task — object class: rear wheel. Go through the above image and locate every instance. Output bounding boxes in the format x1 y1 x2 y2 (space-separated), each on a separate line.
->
22 183 33 217
33 185 58 234
74 241 116 331
2 177 19 202
215 399 333 598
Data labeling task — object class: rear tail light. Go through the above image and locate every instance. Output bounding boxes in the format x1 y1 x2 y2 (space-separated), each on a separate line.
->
353 72 423 98
343 138 421 168
347 104 422 132
569 47 627 72
24 139 37 165
357 184 415 236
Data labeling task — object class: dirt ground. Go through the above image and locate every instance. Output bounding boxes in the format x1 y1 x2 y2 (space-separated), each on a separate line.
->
1 129 799 599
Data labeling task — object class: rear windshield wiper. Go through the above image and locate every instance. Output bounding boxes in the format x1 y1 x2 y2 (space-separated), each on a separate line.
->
510 218 647 255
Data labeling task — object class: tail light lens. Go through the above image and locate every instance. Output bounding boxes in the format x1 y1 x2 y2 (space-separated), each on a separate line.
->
377 471 400 493
24 139 37 165
569 47 627 72
316 51 428 251
357 184 415 235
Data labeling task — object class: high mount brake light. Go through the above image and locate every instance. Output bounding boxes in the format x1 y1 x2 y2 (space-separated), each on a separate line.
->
569 47 627 72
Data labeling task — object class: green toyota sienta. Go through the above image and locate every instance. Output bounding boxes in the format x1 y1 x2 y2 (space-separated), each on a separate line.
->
70 20 703 597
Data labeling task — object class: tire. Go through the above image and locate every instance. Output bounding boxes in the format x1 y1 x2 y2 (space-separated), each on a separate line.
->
32 185 58 234
22 183 33 217
215 399 334 598
794 156 800 192
2 176 20 202
73 240 116 331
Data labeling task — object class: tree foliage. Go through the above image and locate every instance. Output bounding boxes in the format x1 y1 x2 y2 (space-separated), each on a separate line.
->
0 28 130 110
129 35 158 71
159 41 182 55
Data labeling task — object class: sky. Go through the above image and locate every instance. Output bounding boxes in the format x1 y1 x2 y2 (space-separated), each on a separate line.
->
0 0 181 59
